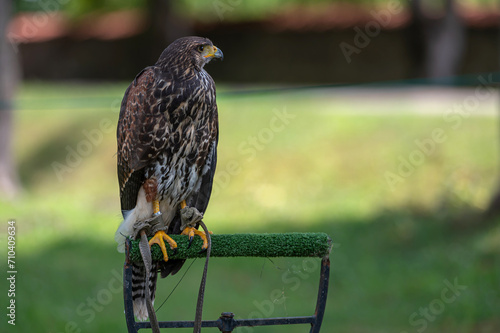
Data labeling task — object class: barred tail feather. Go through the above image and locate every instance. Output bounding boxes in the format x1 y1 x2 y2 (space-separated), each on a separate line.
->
131 261 159 321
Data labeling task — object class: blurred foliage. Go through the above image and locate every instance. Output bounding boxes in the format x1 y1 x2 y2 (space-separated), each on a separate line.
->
12 0 499 22
175 0 498 22
14 0 146 19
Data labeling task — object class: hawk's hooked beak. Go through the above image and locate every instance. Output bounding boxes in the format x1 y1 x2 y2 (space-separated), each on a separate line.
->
205 46 223 61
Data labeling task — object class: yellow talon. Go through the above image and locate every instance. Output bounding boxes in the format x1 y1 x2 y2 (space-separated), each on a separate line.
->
181 227 209 250
179 200 211 249
148 230 177 261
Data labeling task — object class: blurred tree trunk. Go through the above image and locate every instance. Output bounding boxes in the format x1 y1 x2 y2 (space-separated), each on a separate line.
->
410 0 465 83
147 0 193 56
0 0 21 198
486 187 500 218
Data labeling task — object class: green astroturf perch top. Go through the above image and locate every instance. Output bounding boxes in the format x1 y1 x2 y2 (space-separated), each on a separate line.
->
127 233 332 262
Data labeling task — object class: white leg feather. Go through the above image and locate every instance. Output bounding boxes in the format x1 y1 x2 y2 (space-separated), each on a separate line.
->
115 187 154 252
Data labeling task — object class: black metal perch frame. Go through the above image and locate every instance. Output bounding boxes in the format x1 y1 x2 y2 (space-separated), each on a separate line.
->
123 233 331 332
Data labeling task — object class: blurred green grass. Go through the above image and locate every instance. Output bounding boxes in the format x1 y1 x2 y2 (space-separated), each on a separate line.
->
1 82 499 333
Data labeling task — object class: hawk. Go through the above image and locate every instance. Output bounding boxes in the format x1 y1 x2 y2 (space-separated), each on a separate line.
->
115 36 222 320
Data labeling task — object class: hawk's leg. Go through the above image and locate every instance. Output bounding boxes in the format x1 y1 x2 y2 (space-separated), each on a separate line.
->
143 179 177 262
148 199 178 261
179 200 212 251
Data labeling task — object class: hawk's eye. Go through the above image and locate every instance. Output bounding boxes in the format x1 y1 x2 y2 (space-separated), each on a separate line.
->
197 45 205 52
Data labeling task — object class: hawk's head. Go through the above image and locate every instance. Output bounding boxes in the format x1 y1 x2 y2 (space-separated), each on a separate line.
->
157 36 223 71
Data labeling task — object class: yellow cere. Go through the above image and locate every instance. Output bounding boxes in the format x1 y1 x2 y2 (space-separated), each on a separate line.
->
203 46 216 58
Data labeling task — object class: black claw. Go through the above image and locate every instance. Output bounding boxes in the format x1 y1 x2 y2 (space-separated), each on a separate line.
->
198 247 208 254
187 236 194 249
172 247 178 255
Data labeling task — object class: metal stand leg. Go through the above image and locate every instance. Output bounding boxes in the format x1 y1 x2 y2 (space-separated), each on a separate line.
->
310 256 330 333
